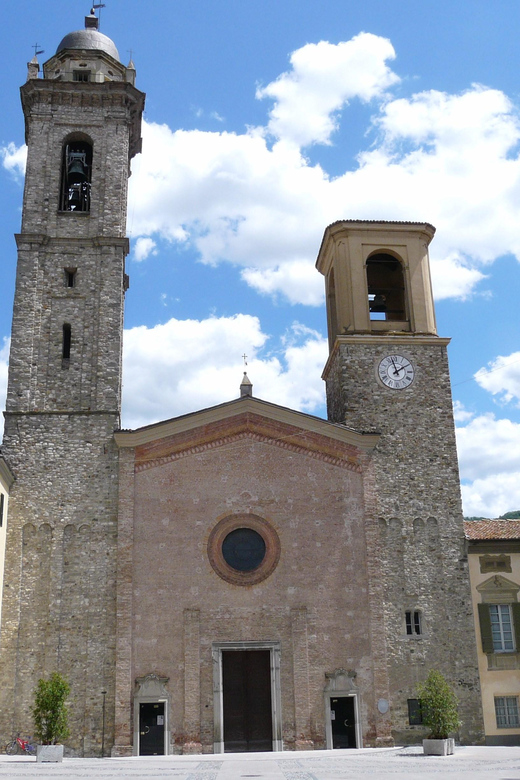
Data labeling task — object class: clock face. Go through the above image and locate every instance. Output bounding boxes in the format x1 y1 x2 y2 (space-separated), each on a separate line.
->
378 354 415 389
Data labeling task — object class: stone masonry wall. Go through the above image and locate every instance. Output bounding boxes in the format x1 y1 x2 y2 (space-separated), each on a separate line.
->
0 413 119 755
326 338 484 743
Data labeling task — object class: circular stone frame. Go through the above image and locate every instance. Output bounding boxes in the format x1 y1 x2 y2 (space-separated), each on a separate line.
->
207 514 281 586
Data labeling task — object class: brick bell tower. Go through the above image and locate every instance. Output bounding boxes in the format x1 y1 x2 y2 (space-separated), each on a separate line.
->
0 11 144 755
316 221 484 744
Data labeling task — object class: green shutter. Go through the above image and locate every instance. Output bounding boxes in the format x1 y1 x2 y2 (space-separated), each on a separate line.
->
511 603 520 651
478 603 494 654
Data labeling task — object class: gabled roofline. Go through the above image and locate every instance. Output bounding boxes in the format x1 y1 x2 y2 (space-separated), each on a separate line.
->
115 395 379 453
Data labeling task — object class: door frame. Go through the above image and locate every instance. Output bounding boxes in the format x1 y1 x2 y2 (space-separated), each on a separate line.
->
138 701 166 756
212 641 282 753
323 668 362 750
133 673 170 756
324 693 360 749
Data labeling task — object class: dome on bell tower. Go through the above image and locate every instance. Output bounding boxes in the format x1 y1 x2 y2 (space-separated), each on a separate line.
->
56 28 120 62
56 8 120 62
42 10 134 84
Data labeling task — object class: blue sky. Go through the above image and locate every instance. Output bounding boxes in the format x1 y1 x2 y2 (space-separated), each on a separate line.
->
1 0 520 518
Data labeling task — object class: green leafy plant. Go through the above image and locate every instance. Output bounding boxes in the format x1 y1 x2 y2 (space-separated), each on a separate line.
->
32 673 70 745
417 670 461 740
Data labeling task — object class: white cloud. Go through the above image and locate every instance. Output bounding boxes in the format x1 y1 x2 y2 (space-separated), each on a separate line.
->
0 143 26 178
133 237 157 262
256 33 399 147
474 351 520 406
461 473 520 520
242 260 323 305
456 412 520 517
426 253 485 301
453 401 474 423
126 43 520 306
122 315 327 429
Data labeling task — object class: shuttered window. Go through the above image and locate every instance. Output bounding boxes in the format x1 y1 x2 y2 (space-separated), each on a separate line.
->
478 602 520 653
490 604 515 651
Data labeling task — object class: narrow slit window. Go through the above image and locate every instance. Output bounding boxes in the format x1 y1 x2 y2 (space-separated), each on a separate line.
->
62 324 71 360
0 493 4 527
65 268 76 288
405 610 422 636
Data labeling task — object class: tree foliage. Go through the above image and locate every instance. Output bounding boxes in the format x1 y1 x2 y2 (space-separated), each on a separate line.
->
32 673 70 745
417 670 460 740
499 510 520 519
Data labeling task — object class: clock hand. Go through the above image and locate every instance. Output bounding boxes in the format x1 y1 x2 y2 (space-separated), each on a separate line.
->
390 357 404 376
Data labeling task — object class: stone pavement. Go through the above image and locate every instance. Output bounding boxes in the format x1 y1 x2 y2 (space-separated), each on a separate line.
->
0 746 520 779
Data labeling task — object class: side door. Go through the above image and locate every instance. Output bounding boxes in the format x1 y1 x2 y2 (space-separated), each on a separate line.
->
139 702 165 755
330 696 357 748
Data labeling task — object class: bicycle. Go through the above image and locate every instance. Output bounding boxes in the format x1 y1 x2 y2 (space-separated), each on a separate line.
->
4 733 36 755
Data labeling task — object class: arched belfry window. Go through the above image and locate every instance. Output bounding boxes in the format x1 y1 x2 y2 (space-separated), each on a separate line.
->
366 253 406 321
60 139 92 212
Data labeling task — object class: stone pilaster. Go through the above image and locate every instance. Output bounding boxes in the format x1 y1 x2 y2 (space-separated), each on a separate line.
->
183 609 202 753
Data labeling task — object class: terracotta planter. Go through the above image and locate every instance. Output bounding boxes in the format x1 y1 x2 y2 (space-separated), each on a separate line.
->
36 744 64 762
423 738 455 756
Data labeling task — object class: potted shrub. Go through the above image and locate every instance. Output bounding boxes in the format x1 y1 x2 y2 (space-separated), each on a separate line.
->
417 669 460 755
32 672 70 762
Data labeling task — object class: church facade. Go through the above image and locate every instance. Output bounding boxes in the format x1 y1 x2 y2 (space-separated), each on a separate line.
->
0 13 484 756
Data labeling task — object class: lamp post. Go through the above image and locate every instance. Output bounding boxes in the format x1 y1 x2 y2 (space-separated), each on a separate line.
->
101 689 107 758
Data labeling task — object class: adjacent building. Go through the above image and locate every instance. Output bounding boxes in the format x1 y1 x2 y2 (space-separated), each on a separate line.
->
465 519 520 745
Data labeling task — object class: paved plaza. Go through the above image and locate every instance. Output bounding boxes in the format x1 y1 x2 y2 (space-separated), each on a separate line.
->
0 746 520 780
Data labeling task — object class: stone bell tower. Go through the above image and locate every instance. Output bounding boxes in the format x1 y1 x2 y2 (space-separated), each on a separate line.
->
0 11 144 755
316 221 484 743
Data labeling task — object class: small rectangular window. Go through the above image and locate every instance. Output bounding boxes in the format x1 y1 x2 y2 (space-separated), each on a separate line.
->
0 493 4 528
73 70 91 82
405 610 422 635
495 696 520 728
490 604 515 652
407 698 423 725
62 323 71 360
64 268 76 288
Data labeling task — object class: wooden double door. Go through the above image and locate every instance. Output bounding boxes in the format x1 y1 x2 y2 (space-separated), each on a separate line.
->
222 649 273 752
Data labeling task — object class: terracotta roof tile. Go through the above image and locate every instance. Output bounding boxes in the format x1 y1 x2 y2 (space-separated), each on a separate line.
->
464 519 520 540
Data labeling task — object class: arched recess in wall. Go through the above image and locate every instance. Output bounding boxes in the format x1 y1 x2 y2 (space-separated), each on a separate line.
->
59 133 93 213
413 518 425 539
366 251 407 322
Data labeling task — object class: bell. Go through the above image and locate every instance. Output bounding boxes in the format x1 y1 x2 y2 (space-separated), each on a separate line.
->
67 158 87 185
370 294 387 313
